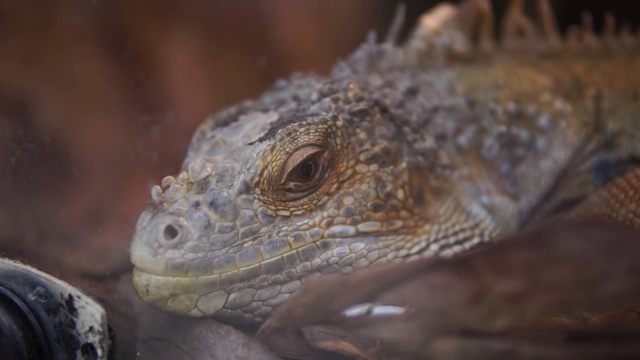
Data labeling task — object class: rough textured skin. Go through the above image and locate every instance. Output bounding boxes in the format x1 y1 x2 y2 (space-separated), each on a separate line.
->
130 1 640 325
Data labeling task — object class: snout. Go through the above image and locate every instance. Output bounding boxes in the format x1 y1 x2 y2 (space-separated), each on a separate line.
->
130 212 192 276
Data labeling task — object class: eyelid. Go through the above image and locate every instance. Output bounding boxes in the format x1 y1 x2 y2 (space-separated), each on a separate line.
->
279 145 324 184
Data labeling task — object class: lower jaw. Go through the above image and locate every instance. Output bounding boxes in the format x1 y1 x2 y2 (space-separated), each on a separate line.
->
131 268 272 324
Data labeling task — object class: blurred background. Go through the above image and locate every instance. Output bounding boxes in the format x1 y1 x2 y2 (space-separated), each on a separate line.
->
0 0 638 276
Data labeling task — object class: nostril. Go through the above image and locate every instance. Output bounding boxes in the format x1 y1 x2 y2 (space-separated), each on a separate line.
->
163 224 180 241
154 217 188 249
155 217 188 248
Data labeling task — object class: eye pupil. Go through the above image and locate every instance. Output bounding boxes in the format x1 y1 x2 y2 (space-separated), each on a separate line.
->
298 160 315 179
280 147 327 195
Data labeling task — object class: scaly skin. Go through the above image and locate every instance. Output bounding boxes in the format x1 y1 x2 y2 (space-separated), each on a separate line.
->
130 1 640 325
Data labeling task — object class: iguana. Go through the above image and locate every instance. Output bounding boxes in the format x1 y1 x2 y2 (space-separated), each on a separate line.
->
129 0 640 325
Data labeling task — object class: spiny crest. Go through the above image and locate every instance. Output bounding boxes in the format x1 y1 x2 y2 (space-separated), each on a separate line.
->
335 0 640 76
149 160 214 204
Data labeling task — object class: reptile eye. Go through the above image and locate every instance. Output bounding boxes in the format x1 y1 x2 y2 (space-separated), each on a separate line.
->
280 145 328 195
292 158 319 182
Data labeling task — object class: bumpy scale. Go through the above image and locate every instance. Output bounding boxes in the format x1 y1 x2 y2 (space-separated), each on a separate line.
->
130 0 640 325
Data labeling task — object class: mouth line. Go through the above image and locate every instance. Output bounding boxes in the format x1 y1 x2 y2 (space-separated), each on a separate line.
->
132 232 406 282
133 267 214 280
132 263 261 282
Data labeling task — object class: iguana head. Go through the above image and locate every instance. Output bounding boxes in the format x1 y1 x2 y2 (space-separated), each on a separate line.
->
130 78 428 324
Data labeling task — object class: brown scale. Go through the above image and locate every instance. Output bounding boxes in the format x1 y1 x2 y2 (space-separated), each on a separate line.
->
571 167 640 227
